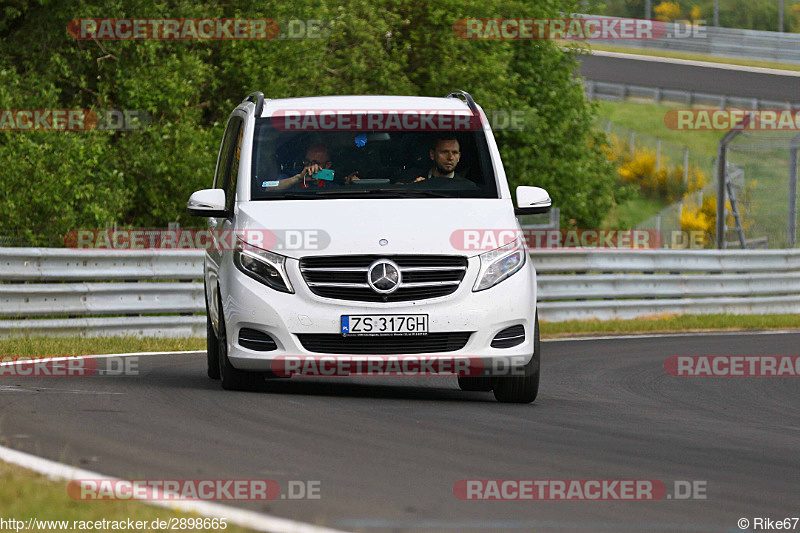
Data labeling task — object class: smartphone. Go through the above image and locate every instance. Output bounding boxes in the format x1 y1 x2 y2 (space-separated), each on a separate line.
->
312 169 335 181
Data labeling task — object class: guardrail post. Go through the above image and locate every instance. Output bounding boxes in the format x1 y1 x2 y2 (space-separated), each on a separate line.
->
717 143 728 249
789 133 799 248
656 139 662 170
629 130 636 157
683 148 690 188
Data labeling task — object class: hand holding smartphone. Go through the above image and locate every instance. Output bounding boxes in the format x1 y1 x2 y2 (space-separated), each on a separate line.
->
312 169 335 181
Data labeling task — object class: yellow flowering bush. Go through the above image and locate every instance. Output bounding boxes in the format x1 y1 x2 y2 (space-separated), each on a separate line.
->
654 1 683 21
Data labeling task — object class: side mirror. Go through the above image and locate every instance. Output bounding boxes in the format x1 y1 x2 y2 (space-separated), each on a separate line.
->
515 186 552 215
187 189 228 217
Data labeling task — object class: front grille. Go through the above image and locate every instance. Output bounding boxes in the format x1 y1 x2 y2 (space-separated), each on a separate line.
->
297 332 472 354
239 328 278 351
300 255 468 302
491 325 525 348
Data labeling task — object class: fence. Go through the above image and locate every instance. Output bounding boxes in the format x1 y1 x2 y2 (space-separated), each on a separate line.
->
599 118 715 178
578 15 800 64
598 115 800 251
2 248 799 337
719 130 800 249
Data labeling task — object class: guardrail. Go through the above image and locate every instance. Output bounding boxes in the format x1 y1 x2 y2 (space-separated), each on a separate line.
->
0 249 205 337
578 14 800 64
534 249 800 321
2 248 799 336
584 80 799 110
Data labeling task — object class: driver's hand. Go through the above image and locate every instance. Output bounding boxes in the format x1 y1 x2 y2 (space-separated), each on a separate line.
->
345 172 360 185
302 163 322 178
413 176 426 182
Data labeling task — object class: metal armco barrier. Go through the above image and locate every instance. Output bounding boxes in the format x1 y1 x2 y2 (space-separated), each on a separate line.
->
535 249 800 321
584 80 799 110
1 248 799 336
577 14 800 65
0 248 205 337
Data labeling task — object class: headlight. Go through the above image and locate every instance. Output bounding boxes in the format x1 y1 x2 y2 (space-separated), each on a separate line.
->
473 237 526 292
234 238 294 293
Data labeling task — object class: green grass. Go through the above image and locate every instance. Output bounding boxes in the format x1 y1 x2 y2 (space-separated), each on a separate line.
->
540 313 800 337
2 314 799 360
602 196 668 229
595 100 723 158
0 460 254 532
0 336 205 359
571 42 800 72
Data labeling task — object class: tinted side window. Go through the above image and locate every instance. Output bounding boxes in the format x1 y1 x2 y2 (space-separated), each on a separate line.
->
216 116 243 210
226 123 244 212
213 119 234 189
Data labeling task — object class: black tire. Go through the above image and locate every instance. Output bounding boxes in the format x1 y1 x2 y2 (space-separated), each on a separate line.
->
493 312 540 404
205 293 220 380
457 376 494 391
217 295 263 391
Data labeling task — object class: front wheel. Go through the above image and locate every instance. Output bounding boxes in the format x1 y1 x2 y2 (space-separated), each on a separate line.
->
217 295 263 391
493 312 540 404
205 293 220 380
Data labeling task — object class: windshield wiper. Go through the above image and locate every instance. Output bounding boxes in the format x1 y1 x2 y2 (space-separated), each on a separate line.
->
262 189 455 199
263 193 326 200
368 189 453 198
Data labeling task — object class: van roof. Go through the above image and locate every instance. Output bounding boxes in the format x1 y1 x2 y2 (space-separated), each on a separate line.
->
250 94 473 117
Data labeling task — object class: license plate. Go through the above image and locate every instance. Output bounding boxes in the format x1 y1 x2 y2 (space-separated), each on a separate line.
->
342 315 428 336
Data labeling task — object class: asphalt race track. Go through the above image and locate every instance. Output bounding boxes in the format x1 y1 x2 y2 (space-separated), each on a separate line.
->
578 53 800 102
1 332 799 532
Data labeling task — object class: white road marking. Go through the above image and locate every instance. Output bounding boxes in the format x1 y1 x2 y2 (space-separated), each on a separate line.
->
0 445 351 533
545 329 800 342
0 350 205 366
0 386 125 394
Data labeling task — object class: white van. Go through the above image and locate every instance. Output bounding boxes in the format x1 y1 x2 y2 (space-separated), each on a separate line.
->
188 90 551 403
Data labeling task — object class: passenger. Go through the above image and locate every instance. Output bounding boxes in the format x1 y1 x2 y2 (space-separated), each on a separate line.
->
272 143 358 190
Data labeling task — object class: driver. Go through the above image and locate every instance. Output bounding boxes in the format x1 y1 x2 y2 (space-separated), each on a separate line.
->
395 135 464 184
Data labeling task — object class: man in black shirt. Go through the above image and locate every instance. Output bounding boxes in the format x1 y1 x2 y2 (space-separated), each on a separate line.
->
393 134 471 186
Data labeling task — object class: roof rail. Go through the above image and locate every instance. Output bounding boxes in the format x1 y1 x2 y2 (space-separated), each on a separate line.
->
446 90 478 114
243 91 265 117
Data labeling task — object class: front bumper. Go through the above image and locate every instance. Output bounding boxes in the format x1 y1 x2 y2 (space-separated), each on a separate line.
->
219 254 538 373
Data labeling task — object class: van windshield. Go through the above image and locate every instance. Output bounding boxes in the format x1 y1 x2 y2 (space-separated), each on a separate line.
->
250 113 499 200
